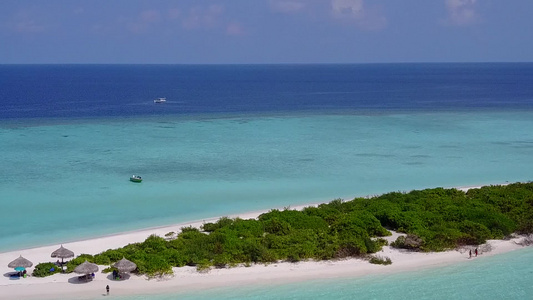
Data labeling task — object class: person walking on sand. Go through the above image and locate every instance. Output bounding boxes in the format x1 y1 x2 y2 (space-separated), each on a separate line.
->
469 249 472 258
475 248 478 257
106 285 110 295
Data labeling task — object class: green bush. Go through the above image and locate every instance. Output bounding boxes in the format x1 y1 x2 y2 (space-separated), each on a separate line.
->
196 259 211 272
32 262 62 277
459 220 492 244
369 255 392 265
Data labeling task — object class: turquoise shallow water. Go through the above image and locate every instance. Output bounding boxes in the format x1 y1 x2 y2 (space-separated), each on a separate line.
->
112 247 533 300
1 111 532 252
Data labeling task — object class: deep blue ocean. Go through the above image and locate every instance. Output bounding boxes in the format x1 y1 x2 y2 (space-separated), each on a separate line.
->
1 63 532 299
1 63 532 120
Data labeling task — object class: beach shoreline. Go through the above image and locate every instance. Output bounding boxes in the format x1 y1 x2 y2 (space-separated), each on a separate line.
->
1 183 526 299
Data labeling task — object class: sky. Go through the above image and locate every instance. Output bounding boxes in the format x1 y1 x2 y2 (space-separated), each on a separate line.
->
0 0 532 64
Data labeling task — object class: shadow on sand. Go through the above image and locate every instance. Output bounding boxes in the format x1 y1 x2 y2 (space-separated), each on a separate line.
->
3 272 21 280
106 272 131 281
67 275 95 284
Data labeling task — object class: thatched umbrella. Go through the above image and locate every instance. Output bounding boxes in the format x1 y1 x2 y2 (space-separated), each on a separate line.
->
51 245 74 264
113 257 137 273
74 260 98 275
8 255 33 269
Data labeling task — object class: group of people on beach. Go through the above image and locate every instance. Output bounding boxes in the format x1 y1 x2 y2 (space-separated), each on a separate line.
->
469 248 478 258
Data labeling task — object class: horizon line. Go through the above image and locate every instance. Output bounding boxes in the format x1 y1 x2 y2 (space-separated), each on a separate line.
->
1 61 533 66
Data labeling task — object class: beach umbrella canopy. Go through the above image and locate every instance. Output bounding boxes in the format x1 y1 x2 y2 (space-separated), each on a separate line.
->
51 245 74 263
8 256 33 268
113 258 137 273
74 261 99 275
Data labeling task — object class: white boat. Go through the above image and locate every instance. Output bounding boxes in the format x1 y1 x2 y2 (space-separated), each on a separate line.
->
154 97 166 104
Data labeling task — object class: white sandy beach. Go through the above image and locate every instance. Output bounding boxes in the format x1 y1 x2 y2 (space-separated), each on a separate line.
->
1 184 528 300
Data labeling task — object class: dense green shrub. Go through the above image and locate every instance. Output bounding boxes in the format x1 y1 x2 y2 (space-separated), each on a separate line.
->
369 255 392 265
262 217 292 235
32 262 62 277
135 255 172 276
202 217 233 232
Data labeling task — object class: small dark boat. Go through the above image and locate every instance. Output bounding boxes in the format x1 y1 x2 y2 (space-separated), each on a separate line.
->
130 175 142 183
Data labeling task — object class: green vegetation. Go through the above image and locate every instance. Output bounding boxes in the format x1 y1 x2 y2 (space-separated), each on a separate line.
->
63 182 533 277
368 255 392 265
32 262 62 277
